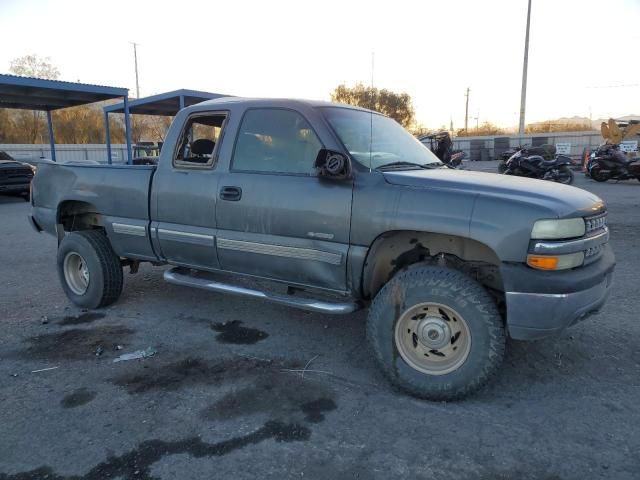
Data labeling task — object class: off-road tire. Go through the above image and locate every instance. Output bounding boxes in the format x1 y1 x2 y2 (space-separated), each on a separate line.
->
366 264 505 401
57 230 123 309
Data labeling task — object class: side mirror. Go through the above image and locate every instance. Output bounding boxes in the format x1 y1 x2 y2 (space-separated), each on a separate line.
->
314 149 352 180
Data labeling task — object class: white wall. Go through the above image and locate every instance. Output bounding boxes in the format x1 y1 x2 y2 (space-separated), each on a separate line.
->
0 144 128 164
452 131 604 160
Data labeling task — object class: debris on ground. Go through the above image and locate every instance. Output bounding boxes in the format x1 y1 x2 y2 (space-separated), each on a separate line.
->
113 347 157 363
40 315 48 325
95 346 104 357
114 345 123 351
31 366 60 373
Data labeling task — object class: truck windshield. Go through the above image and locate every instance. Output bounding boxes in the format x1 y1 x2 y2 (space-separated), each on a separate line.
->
320 107 443 170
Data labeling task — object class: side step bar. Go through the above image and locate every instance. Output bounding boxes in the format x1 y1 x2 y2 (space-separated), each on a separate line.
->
163 267 361 315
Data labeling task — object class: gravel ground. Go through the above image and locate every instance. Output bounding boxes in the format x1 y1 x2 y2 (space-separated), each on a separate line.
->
1 166 639 479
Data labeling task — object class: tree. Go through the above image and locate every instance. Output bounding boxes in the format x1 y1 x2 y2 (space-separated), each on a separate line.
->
7 54 60 143
525 120 594 134
9 54 60 80
0 109 12 143
52 106 115 144
456 121 505 137
330 83 415 128
147 116 174 142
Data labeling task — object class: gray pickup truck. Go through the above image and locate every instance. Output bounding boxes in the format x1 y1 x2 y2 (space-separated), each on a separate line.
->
30 98 615 400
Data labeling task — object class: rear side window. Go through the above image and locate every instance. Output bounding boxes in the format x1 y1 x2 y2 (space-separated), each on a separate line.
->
173 113 227 168
232 109 322 175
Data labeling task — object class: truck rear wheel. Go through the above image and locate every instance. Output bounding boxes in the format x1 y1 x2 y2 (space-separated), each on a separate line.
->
366 265 505 400
57 230 123 309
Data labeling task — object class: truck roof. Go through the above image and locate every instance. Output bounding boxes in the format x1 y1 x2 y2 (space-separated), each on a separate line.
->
191 96 374 113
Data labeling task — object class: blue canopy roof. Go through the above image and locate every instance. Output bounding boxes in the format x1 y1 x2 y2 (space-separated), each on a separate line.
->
103 89 228 116
0 73 128 111
0 73 131 163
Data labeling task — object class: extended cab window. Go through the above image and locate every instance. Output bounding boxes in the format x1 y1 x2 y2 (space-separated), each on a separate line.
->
174 113 227 168
232 109 322 175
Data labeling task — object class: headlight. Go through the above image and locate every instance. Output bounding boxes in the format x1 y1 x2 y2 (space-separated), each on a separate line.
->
527 252 585 270
531 218 585 239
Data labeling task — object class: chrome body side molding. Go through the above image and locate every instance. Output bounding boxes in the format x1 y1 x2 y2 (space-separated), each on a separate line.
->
112 223 146 237
156 228 215 246
216 238 342 265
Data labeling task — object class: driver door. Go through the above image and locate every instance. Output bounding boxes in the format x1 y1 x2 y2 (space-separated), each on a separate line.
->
215 108 353 291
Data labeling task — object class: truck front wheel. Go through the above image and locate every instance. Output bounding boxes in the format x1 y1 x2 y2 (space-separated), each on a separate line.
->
57 230 123 309
367 265 505 400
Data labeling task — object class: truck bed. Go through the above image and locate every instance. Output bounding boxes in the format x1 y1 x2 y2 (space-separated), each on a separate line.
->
31 163 155 257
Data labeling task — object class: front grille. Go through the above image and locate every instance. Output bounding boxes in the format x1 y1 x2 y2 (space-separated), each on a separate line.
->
585 212 607 234
1 168 31 176
1 169 33 181
583 211 608 264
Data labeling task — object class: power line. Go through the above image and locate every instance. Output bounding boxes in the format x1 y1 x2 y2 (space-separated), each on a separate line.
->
585 83 640 89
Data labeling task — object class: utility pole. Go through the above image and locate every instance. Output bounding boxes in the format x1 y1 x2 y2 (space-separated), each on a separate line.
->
130 42 140 99
464 87 470 133
518 0 532 134
370 51 375 110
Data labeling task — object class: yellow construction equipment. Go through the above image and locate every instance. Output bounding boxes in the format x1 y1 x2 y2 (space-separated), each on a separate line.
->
601 118 640 144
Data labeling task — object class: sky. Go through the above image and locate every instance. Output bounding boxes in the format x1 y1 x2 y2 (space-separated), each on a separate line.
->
1 0 639 129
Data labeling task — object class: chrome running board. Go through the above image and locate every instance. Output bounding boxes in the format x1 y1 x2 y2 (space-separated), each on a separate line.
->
163 267 361 315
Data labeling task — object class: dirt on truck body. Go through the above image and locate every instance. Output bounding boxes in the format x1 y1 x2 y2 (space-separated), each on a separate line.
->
30 97 615 400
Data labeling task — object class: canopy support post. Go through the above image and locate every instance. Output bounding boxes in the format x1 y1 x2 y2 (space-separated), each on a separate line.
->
124 96 133 165
46 110 56 162
104 111 112 165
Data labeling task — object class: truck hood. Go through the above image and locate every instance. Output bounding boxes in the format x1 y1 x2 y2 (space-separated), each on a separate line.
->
382 168 604 217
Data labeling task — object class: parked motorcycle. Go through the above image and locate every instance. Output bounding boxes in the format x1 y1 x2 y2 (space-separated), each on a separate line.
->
497 144 555 174
502 146 574 184
419 132 465 168
588 143 640 182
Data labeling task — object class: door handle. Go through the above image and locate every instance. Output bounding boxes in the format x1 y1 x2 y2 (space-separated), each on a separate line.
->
219 186 242 201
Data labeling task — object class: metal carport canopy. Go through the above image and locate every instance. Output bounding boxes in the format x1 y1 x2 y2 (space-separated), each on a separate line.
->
103 89 228 164
0 73 130 162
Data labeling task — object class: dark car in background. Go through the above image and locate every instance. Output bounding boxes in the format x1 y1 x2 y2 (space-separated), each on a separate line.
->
0 151 35 200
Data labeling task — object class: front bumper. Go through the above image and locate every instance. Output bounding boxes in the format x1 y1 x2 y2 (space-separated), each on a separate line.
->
502 245 615 340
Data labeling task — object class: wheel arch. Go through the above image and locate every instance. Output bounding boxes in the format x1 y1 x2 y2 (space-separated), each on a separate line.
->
57 199 104 234
361 230 503 299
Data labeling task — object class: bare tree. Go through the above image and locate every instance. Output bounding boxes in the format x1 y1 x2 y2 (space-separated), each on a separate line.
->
9 54 60 80
147 116 173 142
7 54 60 143
330 83 416 128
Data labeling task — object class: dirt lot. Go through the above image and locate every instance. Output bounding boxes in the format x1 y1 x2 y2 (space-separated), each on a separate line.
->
1 166 639 480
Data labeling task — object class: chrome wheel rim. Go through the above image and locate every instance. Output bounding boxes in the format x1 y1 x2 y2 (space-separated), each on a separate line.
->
395 302 471 375
63 252 90 295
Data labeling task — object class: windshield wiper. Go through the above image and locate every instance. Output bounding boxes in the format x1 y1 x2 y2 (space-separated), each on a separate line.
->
375 161 442 171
